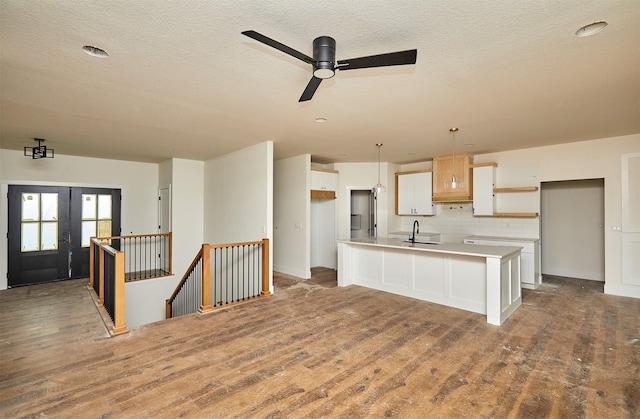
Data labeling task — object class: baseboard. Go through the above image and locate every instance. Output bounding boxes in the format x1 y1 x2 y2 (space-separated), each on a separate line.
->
604 283 640 299
542 267 604 282
273 265 311 279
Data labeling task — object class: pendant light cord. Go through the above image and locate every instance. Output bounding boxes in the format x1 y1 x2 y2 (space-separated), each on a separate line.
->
377 144 381 184
450 128 458 185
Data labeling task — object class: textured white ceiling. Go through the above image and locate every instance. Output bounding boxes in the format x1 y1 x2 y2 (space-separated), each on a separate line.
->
0 0 638 164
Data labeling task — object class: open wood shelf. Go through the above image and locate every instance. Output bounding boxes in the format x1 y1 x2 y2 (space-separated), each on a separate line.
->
492 212 539 218
493 186 539 193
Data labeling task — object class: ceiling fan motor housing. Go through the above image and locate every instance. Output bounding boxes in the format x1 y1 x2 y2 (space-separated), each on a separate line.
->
313 36 336 79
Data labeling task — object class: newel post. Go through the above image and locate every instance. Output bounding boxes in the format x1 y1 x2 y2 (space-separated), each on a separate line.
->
98 244 105 305
89 237 95 288
199 245 213 313
168 232 173 275
261 238 271 296
111 251 128 336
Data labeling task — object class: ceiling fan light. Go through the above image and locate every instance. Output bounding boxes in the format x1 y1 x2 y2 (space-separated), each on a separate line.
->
313 64 335 79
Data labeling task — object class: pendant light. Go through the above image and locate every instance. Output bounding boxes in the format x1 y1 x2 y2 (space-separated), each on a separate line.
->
372 143 386 195
447 128 461 191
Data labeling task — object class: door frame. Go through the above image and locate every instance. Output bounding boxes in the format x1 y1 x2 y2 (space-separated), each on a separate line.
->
0 181 125 290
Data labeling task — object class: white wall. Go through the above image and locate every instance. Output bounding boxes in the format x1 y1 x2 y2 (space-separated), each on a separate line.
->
168 158 204 277
0 150 160 289
125 275 179 328
477 134 639 297
274 154 310 278
203 141 273 292
123 158 203 328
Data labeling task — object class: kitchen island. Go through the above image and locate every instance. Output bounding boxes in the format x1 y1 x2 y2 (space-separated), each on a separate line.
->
337 237 522 325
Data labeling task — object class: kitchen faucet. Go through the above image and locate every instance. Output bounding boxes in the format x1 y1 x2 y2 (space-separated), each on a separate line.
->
411 220 419 244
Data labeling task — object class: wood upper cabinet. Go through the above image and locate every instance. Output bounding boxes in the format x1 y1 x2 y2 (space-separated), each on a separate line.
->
396 170 435 215
432 153 473 202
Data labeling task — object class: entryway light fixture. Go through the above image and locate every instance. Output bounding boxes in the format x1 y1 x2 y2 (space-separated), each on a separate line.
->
24 138 54 159
575 21 608 37
372 143 385 195
446 128 461 191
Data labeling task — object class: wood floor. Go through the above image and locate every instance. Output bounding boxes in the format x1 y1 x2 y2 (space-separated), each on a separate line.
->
0 269 638 418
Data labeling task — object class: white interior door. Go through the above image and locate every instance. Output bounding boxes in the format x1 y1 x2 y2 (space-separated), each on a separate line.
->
158 186 171 233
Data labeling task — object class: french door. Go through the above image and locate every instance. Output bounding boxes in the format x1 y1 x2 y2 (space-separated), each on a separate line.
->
7 185 121 287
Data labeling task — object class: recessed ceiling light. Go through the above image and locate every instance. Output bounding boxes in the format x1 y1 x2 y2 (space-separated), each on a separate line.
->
315 117 327 123
575 21 608 37
82 45 109 58
465 143 474 147
408 152 415 156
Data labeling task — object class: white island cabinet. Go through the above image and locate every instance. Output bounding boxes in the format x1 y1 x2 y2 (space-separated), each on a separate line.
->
464 236 541 289
337 238 522 326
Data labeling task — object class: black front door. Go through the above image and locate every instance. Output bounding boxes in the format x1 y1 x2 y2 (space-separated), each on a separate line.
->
8 186 70 286
70 187 121 279
7 185 121 287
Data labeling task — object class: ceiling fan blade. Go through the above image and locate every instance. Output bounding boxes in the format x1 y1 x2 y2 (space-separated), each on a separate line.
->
299 76 323 102
242 30 314 64
337 49 417 71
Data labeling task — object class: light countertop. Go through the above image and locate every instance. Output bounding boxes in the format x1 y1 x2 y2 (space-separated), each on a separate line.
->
338 237 522 259
465 235 539 243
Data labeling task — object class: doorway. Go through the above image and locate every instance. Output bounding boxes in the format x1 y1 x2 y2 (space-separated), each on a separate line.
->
540 179 604 281
350 190 376 239
7 185 121 287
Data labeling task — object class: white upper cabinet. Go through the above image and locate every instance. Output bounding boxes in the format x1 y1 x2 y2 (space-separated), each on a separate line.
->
396 171 435 216
310 168 337 191
472 164 496 216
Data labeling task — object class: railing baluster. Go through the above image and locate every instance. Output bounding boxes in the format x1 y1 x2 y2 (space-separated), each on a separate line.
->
165 239 270 319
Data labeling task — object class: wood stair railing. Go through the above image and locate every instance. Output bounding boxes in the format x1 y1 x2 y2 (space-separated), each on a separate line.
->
166 238 271 319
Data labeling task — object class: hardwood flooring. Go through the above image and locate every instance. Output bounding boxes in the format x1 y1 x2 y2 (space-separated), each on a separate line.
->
0 271 638 418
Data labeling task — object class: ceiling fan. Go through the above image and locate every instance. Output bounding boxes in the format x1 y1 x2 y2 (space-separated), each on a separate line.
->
241 30 417 102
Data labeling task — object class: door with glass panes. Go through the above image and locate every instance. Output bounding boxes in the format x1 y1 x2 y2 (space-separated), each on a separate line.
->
7 185 121 287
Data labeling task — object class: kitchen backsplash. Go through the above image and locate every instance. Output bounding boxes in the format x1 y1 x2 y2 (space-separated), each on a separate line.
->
398 202 540 242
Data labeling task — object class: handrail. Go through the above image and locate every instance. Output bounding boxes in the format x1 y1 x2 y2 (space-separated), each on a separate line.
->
89 238 128 336
94 232 172 281
166 238 271 319
165 246 205 318
207 239 264 249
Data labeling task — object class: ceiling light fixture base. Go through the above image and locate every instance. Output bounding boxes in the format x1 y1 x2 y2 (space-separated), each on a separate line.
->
575 21 608 37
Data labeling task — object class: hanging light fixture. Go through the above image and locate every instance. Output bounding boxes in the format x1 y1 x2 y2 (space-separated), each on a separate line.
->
372 143 386 195
446 128 461 191
24 138 54 159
